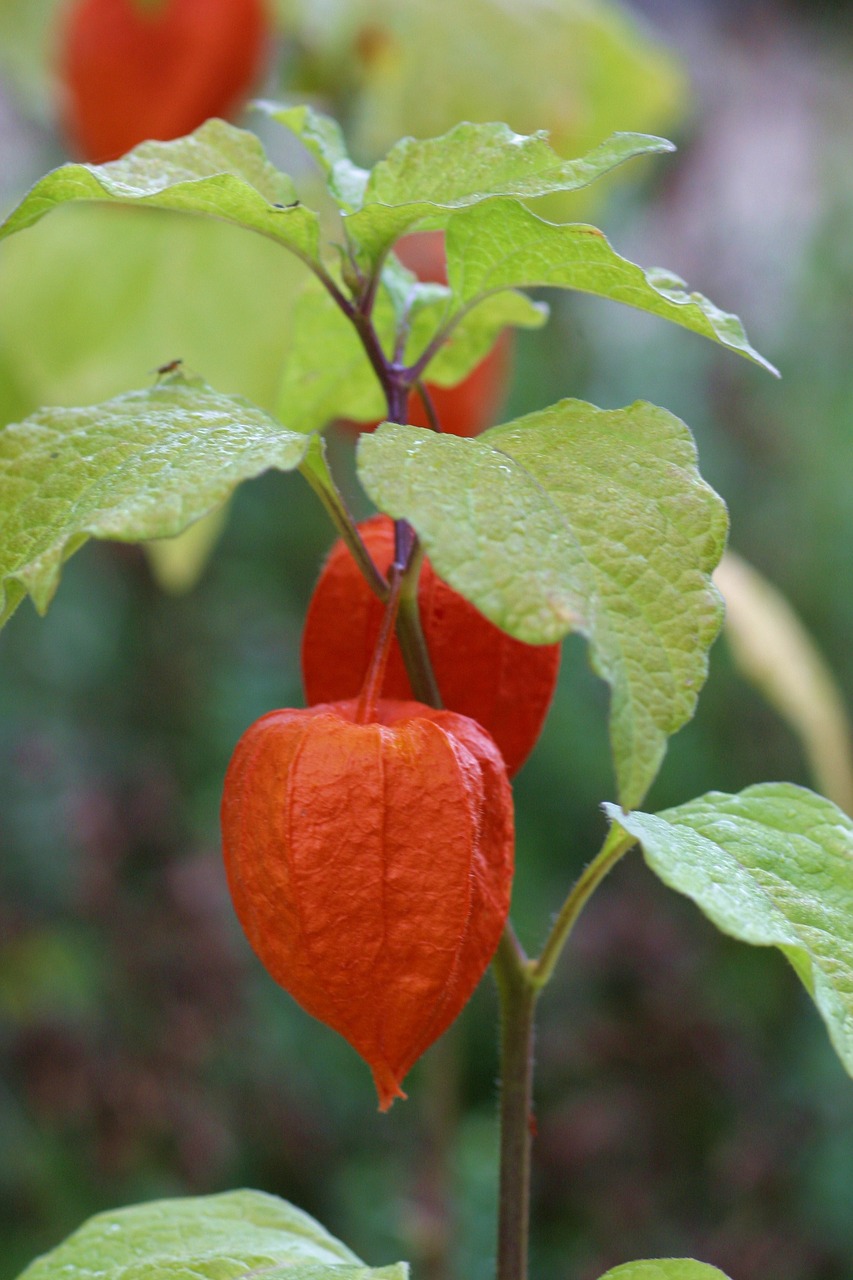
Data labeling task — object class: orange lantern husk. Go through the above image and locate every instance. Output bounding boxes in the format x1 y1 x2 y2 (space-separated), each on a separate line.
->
221 696 514 1109
58 0 270 163
302 514 561 776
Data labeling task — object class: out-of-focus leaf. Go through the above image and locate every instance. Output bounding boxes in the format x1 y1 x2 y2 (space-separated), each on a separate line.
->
611 784 853 1078
358 400 727 808
0 0 62 111
0 202 301 420
277 0 685 181
15 1188 408 1280
0 374 311 628
715 550 853 814
144 504 229 594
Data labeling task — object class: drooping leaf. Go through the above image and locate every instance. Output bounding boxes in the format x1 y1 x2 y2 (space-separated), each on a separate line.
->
714 551 853 814
444 200 778 374
14 1188 408 1280
610 784 853 1077
0 374 311 628
0 119 322 267
344 125 673 264
358 400 728 808
276 273 544 432
597 1263 732 1280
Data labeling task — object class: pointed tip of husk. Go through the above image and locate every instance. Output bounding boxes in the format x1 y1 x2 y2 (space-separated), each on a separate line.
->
372 1063 408 1112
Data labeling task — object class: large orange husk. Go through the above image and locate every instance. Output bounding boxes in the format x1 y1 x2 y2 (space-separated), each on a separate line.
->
58 0 269 163
301 515 561 776
221 698 514 1110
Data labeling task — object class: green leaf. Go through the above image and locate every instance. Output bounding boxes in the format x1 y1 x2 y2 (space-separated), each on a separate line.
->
0 0 62 111
256 100 370 211
144 504 229 595
14 1188 408 1280
405 287 546 388
0 119 322 266
358 400 727 808
277 0 685 189
276 273 543 433
444 200 778 374
345 125 674 264
0 202 303 421
0 374 311 628
597 1263 732 1280
610 783 853 1078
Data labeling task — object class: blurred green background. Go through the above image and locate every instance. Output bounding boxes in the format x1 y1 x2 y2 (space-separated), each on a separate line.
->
2 1 853 1278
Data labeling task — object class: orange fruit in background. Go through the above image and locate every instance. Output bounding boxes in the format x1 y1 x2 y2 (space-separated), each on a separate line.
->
221 697 514 1110
301 515 561 777
58 0 270 162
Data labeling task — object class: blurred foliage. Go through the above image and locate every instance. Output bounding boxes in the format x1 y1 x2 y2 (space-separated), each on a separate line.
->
3 2 853 1280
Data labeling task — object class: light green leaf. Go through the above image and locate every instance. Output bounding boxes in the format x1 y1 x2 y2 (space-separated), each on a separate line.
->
597 1263 732 1280
256 100 370 211
276 0 685 189
144 504 229 595
358 400 727 808
0 119 322 266
15 1188 408 1280
0 202 302 421
0 374 311 628
610 783 853 1077
444 200 778 374
276 274 543 433
345 125 674 264
0 0 62 111
405 288 546 387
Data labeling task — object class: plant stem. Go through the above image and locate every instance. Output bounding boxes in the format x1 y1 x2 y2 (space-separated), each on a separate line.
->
356 566 403 723
300 447 388 601
492 927 537 1280
531 828 635 990
396 540 443 707
415 380 442 433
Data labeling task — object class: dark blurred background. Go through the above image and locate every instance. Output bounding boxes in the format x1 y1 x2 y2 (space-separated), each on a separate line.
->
2 1 853 1278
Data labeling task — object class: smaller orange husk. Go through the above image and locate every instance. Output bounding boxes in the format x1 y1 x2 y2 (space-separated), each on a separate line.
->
302 515 561 776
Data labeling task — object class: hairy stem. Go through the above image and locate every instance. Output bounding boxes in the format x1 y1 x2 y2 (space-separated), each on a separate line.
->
531 829 635 990
492 927 537 1280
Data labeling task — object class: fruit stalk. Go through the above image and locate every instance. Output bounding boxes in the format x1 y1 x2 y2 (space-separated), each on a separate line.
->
493 928 537 1280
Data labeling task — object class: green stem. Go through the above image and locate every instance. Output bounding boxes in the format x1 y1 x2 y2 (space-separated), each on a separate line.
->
531 828 635 990
492 927 538 1280
300 445 388 602
395 540 443 707
414 380 442 433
